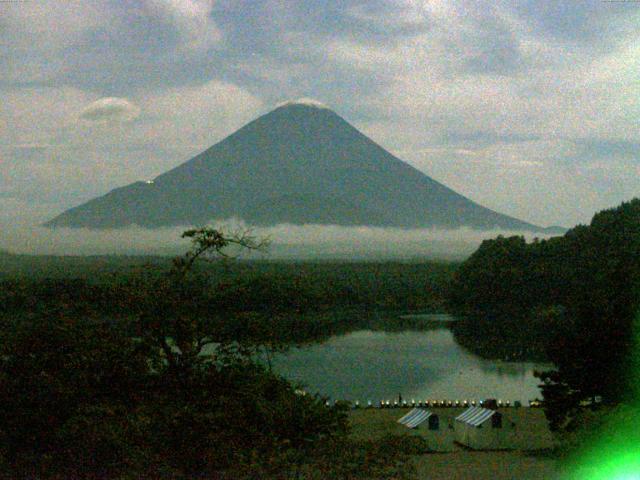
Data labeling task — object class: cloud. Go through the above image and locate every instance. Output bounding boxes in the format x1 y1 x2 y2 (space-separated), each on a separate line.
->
562 138 640 163
1 86 91 147
144 0 221 53
275 98 329 109
137 79 264 149
1 80 264 227
396 137 634 227
0 213 555 258
509 0 639 44
80 97 142 123
0 1 102 52
1 0 639 233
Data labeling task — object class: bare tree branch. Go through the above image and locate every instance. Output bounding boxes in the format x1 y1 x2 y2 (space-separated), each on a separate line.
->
171 227 270 277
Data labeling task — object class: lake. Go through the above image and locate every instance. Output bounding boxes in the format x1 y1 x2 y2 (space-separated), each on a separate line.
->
270 316 551 403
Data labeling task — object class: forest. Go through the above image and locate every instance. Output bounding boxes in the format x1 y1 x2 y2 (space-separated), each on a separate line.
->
0 255 454 348
448 199 640 433
0 252 454 311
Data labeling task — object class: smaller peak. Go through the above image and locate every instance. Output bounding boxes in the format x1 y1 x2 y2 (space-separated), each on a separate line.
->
274 98 330 110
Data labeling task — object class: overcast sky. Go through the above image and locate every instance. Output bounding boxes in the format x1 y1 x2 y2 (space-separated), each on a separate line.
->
2 0 639 230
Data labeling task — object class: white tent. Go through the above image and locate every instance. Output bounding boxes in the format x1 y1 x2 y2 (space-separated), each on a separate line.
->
397 408 438 429
454 407 514 449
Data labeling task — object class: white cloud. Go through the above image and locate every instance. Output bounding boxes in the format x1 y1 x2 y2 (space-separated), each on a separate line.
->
326 39 401 72
144 0 220 53
80 97 141 123
275 98 329 109
2 0 639 233
0 215 553 257
330 1 639 145
138 79 264 150
327 2 640 229
1 1 102 51
397 139 634 227
1 87 91 146
0 80 265 225
345 1 428 30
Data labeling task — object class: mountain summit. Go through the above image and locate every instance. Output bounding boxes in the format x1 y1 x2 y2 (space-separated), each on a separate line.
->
46 102 546 231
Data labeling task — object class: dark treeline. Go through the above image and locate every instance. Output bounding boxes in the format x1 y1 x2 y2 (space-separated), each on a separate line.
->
0 250 167 281
0 255 455 312
447 199 640 431
0 259 455 348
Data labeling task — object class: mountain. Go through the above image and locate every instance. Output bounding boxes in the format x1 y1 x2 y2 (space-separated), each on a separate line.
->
46 101 551 232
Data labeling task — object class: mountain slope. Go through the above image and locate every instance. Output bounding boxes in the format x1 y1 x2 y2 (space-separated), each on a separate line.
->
46 102 546 231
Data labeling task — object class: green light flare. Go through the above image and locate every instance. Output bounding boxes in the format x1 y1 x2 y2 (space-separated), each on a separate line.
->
572 453 640 480
565 313 640 479
632 313 640 401
565 412 640 480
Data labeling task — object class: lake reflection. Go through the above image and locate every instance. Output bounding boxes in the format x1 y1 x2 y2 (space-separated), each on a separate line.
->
271 326 551 403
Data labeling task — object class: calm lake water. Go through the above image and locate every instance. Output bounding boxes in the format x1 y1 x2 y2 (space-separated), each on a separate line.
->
271 316 551 403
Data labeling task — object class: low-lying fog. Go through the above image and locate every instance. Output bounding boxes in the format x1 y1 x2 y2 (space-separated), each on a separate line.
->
0 215 556 260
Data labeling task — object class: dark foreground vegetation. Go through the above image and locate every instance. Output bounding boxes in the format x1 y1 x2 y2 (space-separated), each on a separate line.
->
0 232 445 479
448 199 640 439
3 199 639 476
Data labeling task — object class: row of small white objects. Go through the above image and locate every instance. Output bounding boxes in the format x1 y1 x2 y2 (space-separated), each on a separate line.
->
323 399 531 408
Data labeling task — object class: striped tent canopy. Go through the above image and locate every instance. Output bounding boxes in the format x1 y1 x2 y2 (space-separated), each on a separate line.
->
397 408 432 429
455 407 495 427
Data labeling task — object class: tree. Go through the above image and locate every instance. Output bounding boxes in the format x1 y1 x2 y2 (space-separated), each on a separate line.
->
132 227 268 382
0 312 155 477
447 199 640 432
537 200 640 430
1 225 431 478
0 227 358 478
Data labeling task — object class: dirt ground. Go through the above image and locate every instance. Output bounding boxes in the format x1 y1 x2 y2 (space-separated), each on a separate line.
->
349 407 560 479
